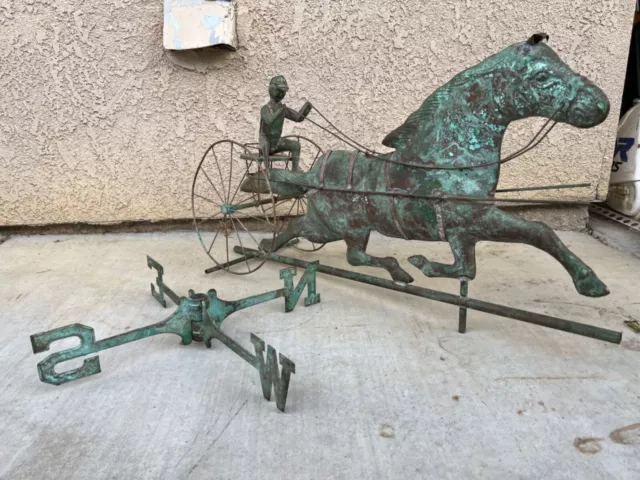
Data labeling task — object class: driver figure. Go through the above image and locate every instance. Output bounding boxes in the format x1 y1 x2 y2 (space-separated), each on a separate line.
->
259 75 312 171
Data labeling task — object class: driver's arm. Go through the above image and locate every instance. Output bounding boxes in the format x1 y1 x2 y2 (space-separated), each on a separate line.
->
285 101 312 122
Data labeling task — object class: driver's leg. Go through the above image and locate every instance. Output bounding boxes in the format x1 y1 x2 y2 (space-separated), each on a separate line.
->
272 138 302 171
259 135 270 165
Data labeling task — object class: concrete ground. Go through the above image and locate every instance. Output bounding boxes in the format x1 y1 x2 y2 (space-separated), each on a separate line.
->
588 214 640 261
1 231 640 479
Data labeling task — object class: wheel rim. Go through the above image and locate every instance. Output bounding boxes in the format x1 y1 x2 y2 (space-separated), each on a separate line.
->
278 135 326 252
191 140 277 274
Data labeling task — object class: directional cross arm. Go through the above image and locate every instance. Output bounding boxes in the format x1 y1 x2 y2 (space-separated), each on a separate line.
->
209 289 286 328
30 309 193 385
206 262 321 328
200 304 297 412
30 255 321 412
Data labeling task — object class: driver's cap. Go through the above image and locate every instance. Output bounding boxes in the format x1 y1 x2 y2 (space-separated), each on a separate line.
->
270 75 289 90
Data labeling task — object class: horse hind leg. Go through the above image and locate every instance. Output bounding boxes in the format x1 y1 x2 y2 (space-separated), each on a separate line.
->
345 231 414 284
408 234 477 280
260 212 338 252
259 216 301 252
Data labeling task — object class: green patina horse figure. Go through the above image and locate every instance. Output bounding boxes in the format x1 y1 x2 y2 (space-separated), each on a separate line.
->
258 34 611 297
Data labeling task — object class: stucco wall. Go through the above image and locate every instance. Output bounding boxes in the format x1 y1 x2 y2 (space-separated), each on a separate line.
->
0 0 635 226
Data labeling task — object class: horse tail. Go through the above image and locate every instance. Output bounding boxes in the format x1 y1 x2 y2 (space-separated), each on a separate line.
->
240 169 314 197
241 150 346 197
268 170 314 196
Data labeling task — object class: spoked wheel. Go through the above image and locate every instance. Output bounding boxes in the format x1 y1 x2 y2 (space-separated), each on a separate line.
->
191 139 277 274
278 135 327 252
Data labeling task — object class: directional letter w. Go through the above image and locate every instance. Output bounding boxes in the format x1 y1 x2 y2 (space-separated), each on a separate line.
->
250 334 296 412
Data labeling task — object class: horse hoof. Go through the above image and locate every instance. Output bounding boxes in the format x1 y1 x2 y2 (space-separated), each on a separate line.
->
408 255 436 277
259 239 272 252
574 269 610 297
392 271 414 284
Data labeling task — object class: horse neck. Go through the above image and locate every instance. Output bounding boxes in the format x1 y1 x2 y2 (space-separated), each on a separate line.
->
429 81 508 167
405 80 513 197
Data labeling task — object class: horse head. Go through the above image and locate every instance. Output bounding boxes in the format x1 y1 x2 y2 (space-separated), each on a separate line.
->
495 33 610 128
383 34 610 163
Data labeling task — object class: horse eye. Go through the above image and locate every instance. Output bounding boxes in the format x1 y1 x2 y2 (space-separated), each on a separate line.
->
535 72 551 82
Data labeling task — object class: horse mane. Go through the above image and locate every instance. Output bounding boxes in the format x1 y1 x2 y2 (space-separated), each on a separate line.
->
381 42 525 152
381 87 449 150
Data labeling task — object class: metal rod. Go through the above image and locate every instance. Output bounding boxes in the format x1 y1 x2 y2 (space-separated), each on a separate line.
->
235 247 622 344
495 183 591 193
232 196 276 211
240 153 290 162
458 280 468 333
296 185 593 206
205 256 248 274
209 327 257 365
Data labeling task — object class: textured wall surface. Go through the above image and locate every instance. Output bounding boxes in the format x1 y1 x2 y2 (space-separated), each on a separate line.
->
0 0 635 226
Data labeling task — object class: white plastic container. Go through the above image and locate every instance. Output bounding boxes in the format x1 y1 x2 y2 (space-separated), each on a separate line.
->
606 101 640 218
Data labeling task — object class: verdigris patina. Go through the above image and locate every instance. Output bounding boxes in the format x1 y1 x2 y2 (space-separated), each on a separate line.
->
259 75 313 171
30 256 321 412
258 33 610 298
192 34 620 344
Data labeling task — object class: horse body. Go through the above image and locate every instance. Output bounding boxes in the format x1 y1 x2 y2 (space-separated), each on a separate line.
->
263 35 611 297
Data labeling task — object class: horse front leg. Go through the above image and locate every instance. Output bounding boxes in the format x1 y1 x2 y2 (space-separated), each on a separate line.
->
408 234 477 280
345 231 414 284
477 207 609 298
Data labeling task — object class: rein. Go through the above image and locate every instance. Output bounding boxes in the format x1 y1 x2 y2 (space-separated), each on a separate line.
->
307 103 562 171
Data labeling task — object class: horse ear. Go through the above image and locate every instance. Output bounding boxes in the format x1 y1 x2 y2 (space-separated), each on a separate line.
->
526 33 549 45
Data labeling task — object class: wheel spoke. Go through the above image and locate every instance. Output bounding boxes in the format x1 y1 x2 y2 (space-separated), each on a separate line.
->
274 197 293 208
225 220 229 265
230 218 252 273
208 223 223 254
238 212 275 228
255 167 276 219
233 193 262 207
311 149 322 169
233 216 260 246
258 204 275 226
211 147 228 202
285 195 297 218
194 193 222 206
228 169 248 205
199 167 225 204
197 211 223 226
227 143 234 202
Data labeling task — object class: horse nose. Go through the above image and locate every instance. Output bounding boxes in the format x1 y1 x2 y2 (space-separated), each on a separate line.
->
597 98 610 117
581 82 610 120
584 85 610 114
